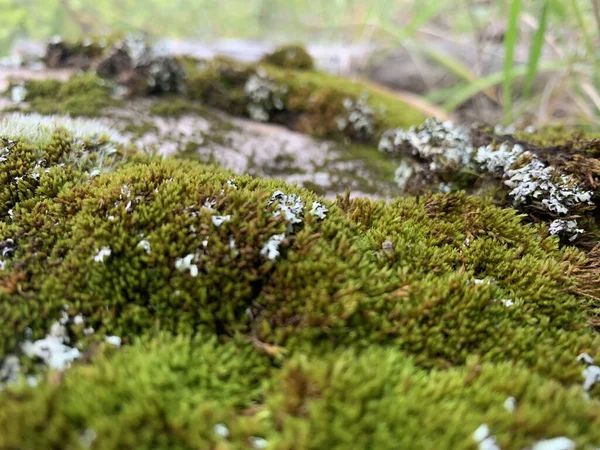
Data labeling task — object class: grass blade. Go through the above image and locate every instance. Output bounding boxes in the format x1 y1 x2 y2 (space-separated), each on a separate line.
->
415 43 499 102
435 59 569 112
503 0 522 117
523 0 550 98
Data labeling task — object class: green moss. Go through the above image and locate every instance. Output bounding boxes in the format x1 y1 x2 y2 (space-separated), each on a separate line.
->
148 97 208 118
300 180 327 196
65 36 116 60
43 35 122 68
260 44 315 71
513 126 600 149
0 334 273 449
265 349 600 449
322 143 402 196
22 74 116 117
120 120 159 138
3 341 600 449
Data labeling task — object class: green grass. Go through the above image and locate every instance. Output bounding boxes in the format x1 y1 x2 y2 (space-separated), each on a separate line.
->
503 0 522 118
523 0 551 98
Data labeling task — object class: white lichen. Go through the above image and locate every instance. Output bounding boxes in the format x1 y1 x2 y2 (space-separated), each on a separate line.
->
137 239 152 254
229 236 239 257
577 353 595 365
310 201 328 220
548 219 584 241
73 314 85 326
212 215 232 227
381 119 594 238
379 118 474 171
582 365 600 391
473 424 500 450
475 143 525 174
505 158 592 216
10 85 27 103
105 336 122 347
336 94 376 140
213 423 230 438
531 437 576 450
244 69 285 122
93 246 112 263
503 396 517 412
0 238 16 258
21 321 81 371
80 428 98 449
438 182 452 193
202 199 216 211
260 233 286 260
0 355 21 385
267 190 304 227
394 160 416 191
175 254 199 277
249 437 268 449
500 299 514 308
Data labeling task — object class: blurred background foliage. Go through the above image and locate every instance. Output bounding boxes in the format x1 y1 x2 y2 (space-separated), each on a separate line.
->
2 0 600 128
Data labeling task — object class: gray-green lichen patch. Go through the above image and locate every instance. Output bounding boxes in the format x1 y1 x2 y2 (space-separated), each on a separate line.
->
379 118 600 245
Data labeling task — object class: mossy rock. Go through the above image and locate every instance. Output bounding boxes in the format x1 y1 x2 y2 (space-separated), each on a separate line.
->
182 56 425 143
379 120 600 254
260 45 315 71
2 123 600 447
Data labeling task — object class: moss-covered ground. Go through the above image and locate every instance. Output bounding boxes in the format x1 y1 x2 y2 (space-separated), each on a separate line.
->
0 116 599 448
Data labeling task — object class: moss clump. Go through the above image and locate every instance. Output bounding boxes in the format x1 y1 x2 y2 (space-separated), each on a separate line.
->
1 129 598 375
2 124 600 446
182 56 425 144
0 334 274 449
20 73 116 117
3 340 600 449
260 44 315 71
